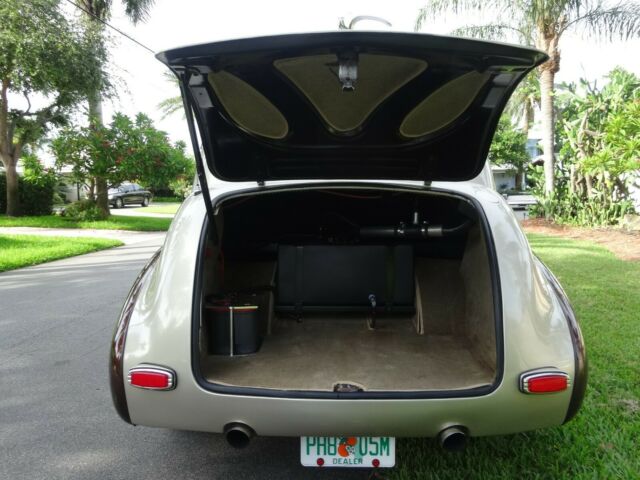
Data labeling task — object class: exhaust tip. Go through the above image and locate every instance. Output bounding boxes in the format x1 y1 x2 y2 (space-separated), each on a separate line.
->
224 422 255 449
438 426 468 452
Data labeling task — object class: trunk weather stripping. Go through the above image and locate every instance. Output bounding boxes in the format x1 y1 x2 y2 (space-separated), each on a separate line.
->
190 184 505 400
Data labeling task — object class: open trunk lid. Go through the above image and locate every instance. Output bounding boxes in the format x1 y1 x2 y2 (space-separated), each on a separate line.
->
157 32 546 183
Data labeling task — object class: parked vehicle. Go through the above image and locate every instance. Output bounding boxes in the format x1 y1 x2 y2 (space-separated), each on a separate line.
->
110 32 586 469
108 183 152 208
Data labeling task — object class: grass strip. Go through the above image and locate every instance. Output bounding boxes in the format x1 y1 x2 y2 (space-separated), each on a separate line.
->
0 234 123 272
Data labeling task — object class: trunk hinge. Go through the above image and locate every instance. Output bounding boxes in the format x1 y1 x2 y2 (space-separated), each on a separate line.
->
178 69 218 241
255 156 268 187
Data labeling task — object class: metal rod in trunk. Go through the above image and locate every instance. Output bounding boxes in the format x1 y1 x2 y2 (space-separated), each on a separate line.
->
178 70 216 231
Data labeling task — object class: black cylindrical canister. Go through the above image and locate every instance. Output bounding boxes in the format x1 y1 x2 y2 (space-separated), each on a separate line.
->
206 303 261 355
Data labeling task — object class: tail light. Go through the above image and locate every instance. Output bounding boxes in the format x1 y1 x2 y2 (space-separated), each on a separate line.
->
128 366 176 391
520 371 570 394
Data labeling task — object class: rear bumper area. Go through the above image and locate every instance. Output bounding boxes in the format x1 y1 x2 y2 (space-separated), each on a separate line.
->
125 377 572 437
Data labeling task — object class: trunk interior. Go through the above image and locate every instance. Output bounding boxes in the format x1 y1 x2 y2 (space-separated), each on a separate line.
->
197 187 498 394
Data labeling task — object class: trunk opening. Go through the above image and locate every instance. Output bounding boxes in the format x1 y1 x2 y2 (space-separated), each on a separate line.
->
193 186 501 396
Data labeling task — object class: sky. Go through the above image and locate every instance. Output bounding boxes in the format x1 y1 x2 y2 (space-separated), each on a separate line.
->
73 0 640 148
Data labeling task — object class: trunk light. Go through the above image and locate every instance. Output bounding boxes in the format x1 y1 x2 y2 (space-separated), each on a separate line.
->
128 366 176 391
520 371 570 394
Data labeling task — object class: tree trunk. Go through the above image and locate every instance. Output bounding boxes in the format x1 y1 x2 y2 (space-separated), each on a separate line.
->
515 167 523 190
2 153 19 216
95 176 108 216
569 164 576 195
0 78 19 216
585 174 593 197
88 90 110 217
539 68 555 196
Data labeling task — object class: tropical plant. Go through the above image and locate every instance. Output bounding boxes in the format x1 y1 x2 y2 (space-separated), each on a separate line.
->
557 67 639 202
505 72 540 138
169 177 194 200
530 190 634 226
0 0 102 216
416 0 640 196
157 72 184 119
528 67 639 226
75 0 156 216
52 112 193 210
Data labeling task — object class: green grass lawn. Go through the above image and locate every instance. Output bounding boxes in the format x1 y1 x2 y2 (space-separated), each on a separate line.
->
391 234 639 479
0 214 171 231
127 202 181 215
0 234 123 272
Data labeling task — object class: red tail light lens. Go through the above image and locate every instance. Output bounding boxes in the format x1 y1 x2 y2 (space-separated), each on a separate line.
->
128 366 176 390
520 371 570 394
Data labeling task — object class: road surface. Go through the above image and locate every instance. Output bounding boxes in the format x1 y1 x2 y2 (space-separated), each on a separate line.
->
0 235 370 479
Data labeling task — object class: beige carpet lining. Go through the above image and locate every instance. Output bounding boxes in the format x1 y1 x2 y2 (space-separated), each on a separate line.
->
202 316 494 392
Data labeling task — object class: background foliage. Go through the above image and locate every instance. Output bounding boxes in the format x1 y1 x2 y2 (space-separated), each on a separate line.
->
0 175 55 216
0 153 57 216
535 67 640 226
0 0 104 215
52 112 194 200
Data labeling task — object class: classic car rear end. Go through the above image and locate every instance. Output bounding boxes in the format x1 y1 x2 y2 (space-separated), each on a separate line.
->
109 31 585 467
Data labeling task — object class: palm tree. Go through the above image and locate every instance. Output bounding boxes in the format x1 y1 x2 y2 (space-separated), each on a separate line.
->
77 0 156 214
416 0 640 195
506 72 540 139
157 72 184 119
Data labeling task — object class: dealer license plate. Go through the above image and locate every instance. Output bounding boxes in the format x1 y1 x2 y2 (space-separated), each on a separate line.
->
300 436 395 468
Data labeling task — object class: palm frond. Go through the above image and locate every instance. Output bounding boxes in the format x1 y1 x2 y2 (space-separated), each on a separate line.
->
505 71 541 129
451 23 532 43
79 0 114 21
157 97 183 120
162 70 179 86
123 0 155 24
157 70 183 119
415 0 510 31
565 1 640 40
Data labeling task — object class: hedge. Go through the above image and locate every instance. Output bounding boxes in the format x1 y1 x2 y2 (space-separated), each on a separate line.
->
0 174 55 216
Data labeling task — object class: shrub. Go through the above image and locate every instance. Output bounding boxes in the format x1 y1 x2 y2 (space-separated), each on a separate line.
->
0 174 55 216
169 177 193 200
153 195 182 203
530 192 634 227
61 199 108 221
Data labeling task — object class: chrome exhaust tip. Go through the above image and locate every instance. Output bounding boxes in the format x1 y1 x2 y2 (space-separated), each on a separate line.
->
224 422 255 449
438 426 468 452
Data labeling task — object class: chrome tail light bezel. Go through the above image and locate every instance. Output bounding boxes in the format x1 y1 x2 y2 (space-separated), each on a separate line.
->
519 370 571 394
128 365 177 391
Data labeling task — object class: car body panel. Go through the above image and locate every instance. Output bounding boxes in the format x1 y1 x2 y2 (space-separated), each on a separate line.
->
119 176 579 437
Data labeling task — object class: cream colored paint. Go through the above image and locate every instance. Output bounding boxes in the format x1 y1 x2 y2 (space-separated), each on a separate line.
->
122 179 576 437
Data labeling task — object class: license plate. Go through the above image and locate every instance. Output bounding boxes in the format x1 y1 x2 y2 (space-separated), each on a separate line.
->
300 436 395 468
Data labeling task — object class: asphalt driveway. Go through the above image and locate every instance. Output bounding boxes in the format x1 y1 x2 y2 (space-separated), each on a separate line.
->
0 236 370 479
